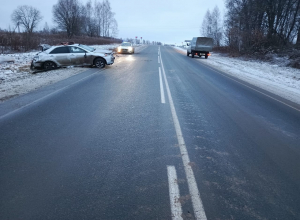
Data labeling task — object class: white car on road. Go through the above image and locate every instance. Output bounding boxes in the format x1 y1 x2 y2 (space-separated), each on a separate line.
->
117 42 135 54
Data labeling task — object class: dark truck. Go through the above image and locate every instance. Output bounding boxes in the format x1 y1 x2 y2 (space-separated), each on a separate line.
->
187 37 213 59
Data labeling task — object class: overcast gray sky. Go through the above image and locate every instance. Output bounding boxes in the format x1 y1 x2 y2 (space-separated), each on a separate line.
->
0 0 225 44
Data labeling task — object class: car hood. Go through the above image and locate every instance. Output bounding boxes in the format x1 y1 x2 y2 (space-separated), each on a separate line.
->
93 49 112 54
119 46 133 49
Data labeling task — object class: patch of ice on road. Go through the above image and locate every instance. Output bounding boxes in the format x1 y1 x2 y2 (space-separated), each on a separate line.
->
174 47 300 105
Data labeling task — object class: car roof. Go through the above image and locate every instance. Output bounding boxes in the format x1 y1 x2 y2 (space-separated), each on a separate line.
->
45 44 83 52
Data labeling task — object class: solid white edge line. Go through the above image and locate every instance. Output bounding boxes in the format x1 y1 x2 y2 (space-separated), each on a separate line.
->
158 56 161 63
159 67 166 104
205 64 300 112
175 48 300 112
167 166 183 220
160 50 207 220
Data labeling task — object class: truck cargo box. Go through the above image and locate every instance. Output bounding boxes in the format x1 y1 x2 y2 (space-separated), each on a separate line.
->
187 37 214 59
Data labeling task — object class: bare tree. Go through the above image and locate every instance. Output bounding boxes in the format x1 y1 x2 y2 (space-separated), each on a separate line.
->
52 0 83 38
102 0 111 37
201 10 212 38
224 0 300 51
95 1 103 37
11 5 42 50
11 5 42 34
211 6 223 46
52 0 118 38
201 6 223 46
43 22 50 34
110 18 118 38
82 0 98 37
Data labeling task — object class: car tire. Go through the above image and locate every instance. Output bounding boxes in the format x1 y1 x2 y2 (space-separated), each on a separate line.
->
191 52 194 58
43 61 57 70
94 58 106 68
205 55 208 59
187 52 189 56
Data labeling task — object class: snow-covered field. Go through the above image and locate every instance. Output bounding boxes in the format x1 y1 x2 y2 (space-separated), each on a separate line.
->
0 44 120 102
175 47 300 105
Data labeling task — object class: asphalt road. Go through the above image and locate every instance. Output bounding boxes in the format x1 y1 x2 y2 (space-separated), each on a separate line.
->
0 45 300 220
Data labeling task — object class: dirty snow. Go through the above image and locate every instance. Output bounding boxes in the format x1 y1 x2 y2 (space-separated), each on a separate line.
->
175 47 300 105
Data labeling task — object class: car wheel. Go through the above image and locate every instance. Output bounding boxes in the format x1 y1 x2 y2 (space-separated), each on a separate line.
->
205 55 208 59
191 53 194 58
94 58 106 68
43 61 57 70
187 52 189 56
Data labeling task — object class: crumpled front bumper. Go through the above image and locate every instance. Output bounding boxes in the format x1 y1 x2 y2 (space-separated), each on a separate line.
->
105 55 115 65
30 60 43 70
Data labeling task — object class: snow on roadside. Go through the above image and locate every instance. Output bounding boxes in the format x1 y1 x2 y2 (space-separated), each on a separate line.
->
0 67 86 101
174 47 300 105
0 44 119 102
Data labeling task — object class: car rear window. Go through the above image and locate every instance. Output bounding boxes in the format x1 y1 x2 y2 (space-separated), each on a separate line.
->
50 47 70 54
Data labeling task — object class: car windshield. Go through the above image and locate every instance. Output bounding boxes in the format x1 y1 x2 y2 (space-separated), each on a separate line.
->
121 43 131 46
78 44 95 52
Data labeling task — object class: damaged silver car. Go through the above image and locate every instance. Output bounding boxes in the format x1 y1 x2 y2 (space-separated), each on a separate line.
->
31 44 115 70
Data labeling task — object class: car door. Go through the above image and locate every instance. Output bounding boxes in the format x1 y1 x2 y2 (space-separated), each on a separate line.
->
69 46 89 65
49 47 72 66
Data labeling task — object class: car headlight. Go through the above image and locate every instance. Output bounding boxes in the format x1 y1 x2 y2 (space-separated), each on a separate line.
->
118 47 121 52
128 47 132 51
33 56 39 62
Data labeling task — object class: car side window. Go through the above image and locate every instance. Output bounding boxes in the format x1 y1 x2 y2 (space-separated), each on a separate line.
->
69 47 86 53
50 47 70 54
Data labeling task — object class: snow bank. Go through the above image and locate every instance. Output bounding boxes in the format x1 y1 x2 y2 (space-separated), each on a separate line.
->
174 47 300 105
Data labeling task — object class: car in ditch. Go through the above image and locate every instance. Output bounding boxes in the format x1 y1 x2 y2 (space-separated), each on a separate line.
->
117 42 135 54
31 44 115 70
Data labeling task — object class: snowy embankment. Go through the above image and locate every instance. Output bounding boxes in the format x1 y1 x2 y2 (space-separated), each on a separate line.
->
175 47 300 105
0 44 121 102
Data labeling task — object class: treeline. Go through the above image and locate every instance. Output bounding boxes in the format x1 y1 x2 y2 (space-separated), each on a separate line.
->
202 0 300 53
0 0 119 52
52 0 118 38
0 31 121 53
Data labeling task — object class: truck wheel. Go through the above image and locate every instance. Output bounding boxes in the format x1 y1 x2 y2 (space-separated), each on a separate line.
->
191 53 194 58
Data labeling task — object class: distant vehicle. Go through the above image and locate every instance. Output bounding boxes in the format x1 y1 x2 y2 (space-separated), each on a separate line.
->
31 44 115 70
187 37 213 59
117 42 135 54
